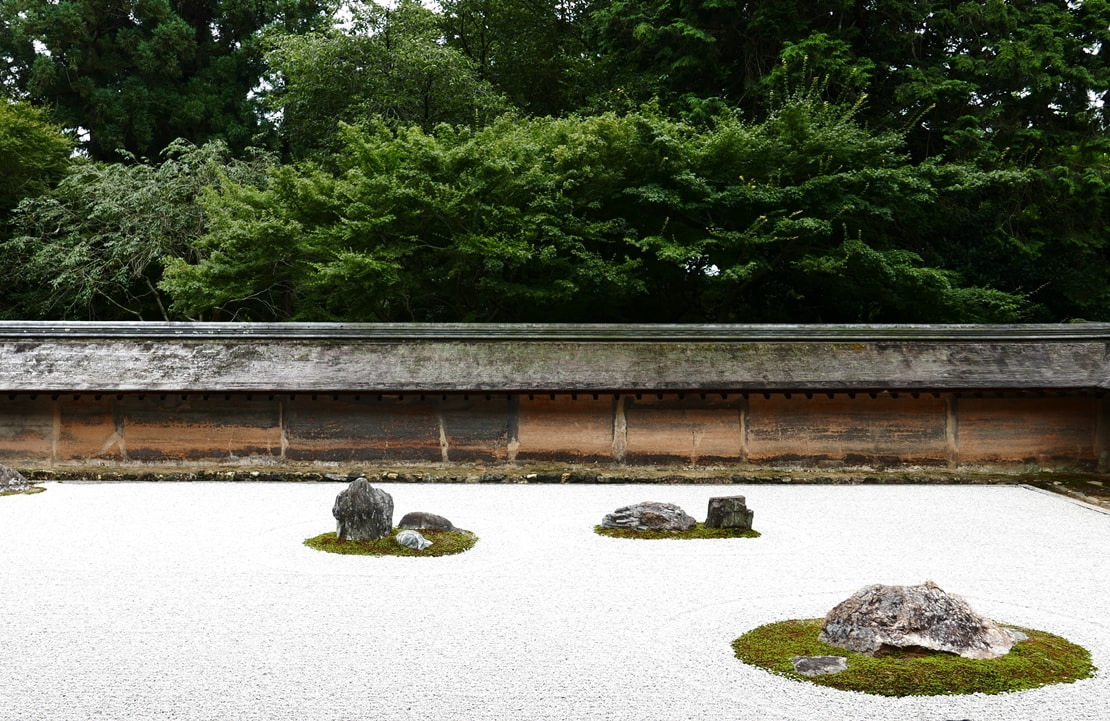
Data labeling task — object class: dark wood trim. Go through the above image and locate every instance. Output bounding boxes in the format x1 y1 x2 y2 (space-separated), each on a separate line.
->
1 321 1109 342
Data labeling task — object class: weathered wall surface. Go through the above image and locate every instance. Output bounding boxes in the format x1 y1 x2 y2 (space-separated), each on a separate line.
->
2 322 1108 393
0 390 1101 471
1 322 1107 472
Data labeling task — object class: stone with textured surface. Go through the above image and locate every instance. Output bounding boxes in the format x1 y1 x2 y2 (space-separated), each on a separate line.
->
332 478 393 541
819 580 1023 659
790 656 848 676
1 465 29 494
601 501 696 531
705 496 754 530
398 511 456 532
396 530 433 550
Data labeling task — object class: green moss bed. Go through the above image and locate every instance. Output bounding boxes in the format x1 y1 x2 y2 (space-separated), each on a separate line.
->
304 529 478 557
1 485 45 497
594 523 760 540
732 618 1095 696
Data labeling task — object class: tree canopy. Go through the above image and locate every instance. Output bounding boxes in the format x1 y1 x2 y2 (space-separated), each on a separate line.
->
1 0 1108 323
159 102 1030 323
0 0 332 160
2 140 274 320
264 0 507 158
0 101 73 216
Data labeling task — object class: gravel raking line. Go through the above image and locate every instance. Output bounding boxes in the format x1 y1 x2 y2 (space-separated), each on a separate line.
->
2 482 1107 720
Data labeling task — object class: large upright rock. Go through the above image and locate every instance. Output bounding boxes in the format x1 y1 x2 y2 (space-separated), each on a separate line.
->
1 465 29 494
332 478 394 541
819 581 1022 660
705 496 754 530
601 501 696 532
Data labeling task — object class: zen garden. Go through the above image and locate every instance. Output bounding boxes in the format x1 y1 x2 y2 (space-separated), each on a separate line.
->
1 1 1108 718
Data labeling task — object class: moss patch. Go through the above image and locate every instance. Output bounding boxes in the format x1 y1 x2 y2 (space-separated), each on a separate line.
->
732 618 1095 696
304 528 477 557
594 522 760 540
0 485 46 497
1030 477 1110 511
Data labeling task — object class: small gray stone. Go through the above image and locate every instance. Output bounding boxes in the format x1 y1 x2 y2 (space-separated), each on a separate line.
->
398 511 456 532
601 501 696 532
1 464 29 494
704 496 754 530
396 529 433 550
790 655 848 676
332 478 394 541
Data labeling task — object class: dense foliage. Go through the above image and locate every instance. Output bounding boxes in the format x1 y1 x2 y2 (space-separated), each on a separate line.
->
2 0 1108 323
3 141 273 320
0 101 73 216
0 0 332 160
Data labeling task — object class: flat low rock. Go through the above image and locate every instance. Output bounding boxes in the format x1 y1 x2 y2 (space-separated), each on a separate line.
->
819 580 1022 660
332 478 394 541
601 501 696 532
790 656 848 677
1 465 29 494
398 511 456 532
396 530 433 550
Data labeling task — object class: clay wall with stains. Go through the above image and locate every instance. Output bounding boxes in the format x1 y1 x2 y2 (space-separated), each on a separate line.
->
0 390 1101 471
1 322 1107 472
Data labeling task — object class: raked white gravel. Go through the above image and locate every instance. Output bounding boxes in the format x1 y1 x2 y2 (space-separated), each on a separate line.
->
1 482 1107 721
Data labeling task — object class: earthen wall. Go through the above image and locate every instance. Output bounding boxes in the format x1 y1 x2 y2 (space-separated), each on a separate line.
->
1 322 1107 473
0 390 1101 471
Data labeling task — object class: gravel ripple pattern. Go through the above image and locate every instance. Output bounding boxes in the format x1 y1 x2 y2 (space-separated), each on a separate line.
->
1 482 1107 720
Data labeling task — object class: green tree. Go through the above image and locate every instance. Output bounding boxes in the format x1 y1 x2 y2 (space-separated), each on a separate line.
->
589 0 820 115
613 96 1032 322
590 0 1110 154
264 0 507 158
0 100 73 217
2 140 274 320
589 0 1110 320
161 162 351 320
438 0 602 116
161 99 1032 323
0 0 333 160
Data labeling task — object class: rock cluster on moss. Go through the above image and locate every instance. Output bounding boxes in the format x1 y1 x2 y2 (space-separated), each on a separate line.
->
1 465 30 494
820 581 1023 660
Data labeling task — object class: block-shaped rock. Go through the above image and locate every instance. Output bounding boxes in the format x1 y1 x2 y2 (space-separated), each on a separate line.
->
705 495 754 530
